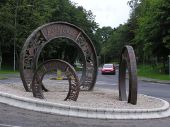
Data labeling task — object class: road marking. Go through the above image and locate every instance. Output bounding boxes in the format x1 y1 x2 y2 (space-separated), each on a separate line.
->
96 81 117 86
0 124 22 127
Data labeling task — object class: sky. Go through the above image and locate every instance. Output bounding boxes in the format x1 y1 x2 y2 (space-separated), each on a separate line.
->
70 0 131 28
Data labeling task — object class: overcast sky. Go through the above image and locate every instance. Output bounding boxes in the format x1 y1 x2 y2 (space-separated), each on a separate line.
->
70 0 131 28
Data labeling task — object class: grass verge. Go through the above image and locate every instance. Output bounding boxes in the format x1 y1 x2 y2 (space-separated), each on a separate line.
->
138 65 170 81
0 70 19 74
0 70 19 80
0 77 8 80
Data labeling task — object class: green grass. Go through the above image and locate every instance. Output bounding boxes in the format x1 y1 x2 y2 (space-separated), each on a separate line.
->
0 70 19 80
138 65 170 81
0 70 19 74
75 67 83 71
0 77 8 80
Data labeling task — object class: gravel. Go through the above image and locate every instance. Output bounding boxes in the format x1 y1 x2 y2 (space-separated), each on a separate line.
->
0 79 164 109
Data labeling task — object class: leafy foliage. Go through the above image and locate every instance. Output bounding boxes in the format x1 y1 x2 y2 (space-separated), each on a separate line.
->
95 0 169 73
0 0 169 74
0 0 98 69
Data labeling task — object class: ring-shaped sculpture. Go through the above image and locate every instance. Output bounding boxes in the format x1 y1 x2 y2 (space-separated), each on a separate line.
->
119 45 138 105
32 59 80 101
20 22 98 92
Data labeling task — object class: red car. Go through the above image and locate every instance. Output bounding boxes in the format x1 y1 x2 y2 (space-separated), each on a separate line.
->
101 64 116 75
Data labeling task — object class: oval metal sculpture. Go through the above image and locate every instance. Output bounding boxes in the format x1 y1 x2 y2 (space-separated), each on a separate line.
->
119 45 138 105
32 59 80 101
20 22 98 92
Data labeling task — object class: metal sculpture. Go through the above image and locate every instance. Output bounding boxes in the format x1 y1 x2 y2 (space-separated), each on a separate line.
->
20 22 98 92
32 59 80 101
119 45 138 105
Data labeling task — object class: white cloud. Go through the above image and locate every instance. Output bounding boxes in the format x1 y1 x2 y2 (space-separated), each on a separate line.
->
70 0 131 28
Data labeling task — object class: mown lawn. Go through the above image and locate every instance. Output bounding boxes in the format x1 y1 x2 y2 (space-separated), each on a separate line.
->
0 70 19 80
138 65 170 81
0 70 19 74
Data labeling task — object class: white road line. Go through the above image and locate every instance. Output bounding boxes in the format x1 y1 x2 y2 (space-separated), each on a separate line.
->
96 81 117 86
0 124 22 127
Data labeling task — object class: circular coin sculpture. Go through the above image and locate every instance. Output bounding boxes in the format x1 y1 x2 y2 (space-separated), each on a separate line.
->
20 22 98 92
32 59 80 101
119 45 138 105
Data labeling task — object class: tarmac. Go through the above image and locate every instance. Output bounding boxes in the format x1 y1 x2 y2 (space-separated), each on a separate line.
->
0 77 170 120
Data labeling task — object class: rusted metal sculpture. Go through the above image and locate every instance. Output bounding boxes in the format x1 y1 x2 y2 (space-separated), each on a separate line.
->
20 22 98 92
119 45 138 105
32 59 80 101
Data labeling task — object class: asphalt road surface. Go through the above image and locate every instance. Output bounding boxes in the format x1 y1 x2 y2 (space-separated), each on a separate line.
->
96 71 170 102
0 71 170 127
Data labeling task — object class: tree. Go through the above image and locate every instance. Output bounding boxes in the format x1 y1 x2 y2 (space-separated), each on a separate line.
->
95 26 113 55
127 0 170 73
0 0 99 69
43 0 99 64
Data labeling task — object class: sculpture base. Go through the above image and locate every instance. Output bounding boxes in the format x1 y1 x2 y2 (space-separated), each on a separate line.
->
0 81 170 119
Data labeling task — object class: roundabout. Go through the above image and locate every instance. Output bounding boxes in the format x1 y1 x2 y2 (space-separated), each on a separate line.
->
0 80 170 120
1 22 169 121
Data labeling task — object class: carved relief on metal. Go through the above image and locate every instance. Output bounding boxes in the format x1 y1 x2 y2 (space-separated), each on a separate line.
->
41 23 79 40
118 45 138 105
20 31 47 91
76 34 96 90
32 59 80 101
20 22 98 92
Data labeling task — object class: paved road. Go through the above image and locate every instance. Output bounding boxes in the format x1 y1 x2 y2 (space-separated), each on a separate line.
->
0 103 170 127
0 72 170 127
96 72 170 102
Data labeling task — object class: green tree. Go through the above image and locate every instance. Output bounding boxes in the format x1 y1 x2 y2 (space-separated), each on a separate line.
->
95 26 113 56
43 0 99 64
128 0 170 73
0 0 99 69
103 24 131 63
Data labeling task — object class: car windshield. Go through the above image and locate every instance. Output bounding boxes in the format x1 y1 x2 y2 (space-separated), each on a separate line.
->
103 64 112 68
